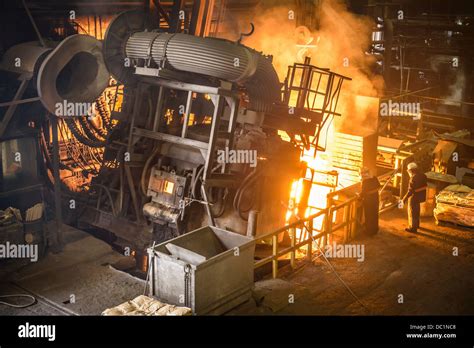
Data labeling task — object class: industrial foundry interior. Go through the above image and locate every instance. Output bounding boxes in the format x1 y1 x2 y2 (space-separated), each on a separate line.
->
0 0 473 319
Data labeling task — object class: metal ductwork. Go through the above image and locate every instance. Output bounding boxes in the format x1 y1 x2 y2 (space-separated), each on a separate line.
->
37 35 110 115
103 11 281 111
0 35 110 115
0 41 51 77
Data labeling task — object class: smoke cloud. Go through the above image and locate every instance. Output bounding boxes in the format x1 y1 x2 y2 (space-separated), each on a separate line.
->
218 0 384 135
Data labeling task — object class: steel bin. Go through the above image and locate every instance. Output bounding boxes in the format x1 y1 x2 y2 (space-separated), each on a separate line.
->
147 225 255 315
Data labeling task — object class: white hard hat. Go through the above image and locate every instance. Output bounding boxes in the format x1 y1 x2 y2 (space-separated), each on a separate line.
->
407 162 418 170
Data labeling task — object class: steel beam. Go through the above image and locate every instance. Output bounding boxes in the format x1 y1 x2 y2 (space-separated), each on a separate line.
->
0 78 29 138
133 127 209 150
50 115 63 249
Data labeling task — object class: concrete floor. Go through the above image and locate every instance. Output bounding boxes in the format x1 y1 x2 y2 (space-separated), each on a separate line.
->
230 208 474 315
0 225 144 315
0 208 473 315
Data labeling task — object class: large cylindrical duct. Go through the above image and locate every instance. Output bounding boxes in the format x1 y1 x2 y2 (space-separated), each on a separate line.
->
103 11 281 112
37 35 110 115
0 41 52 76
0 35 110 115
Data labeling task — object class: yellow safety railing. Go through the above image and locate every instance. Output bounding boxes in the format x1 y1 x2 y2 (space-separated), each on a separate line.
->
254 196 359 279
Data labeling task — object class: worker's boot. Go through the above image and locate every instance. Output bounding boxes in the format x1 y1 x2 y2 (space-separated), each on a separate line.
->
405 228 417 233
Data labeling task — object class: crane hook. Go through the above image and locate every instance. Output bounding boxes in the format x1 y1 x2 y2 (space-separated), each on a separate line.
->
237 23 255 44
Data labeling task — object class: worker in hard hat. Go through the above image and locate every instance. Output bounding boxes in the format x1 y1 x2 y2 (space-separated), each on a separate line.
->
402 162 428 233
358 167 381 236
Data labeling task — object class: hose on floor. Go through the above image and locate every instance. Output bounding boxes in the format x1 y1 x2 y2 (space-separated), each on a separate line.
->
301 223 372 314
0 294 37 308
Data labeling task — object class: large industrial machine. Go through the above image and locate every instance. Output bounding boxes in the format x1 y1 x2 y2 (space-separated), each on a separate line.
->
77 10 349 250
0 2 349 256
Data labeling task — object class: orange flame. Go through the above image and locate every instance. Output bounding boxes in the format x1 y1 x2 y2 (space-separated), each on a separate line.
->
229 0 384 238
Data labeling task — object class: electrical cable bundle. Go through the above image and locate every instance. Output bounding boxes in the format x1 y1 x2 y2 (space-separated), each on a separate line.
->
64 117 106 148
233 167 264 220
96 94 113 131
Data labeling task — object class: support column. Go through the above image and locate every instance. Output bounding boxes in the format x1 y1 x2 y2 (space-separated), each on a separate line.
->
50 115 63 249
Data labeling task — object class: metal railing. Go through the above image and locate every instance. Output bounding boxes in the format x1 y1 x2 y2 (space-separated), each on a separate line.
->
254 196 359 278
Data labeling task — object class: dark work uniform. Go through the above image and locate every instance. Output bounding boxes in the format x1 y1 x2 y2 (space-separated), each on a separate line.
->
404 171 428 231
361 176 381 235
